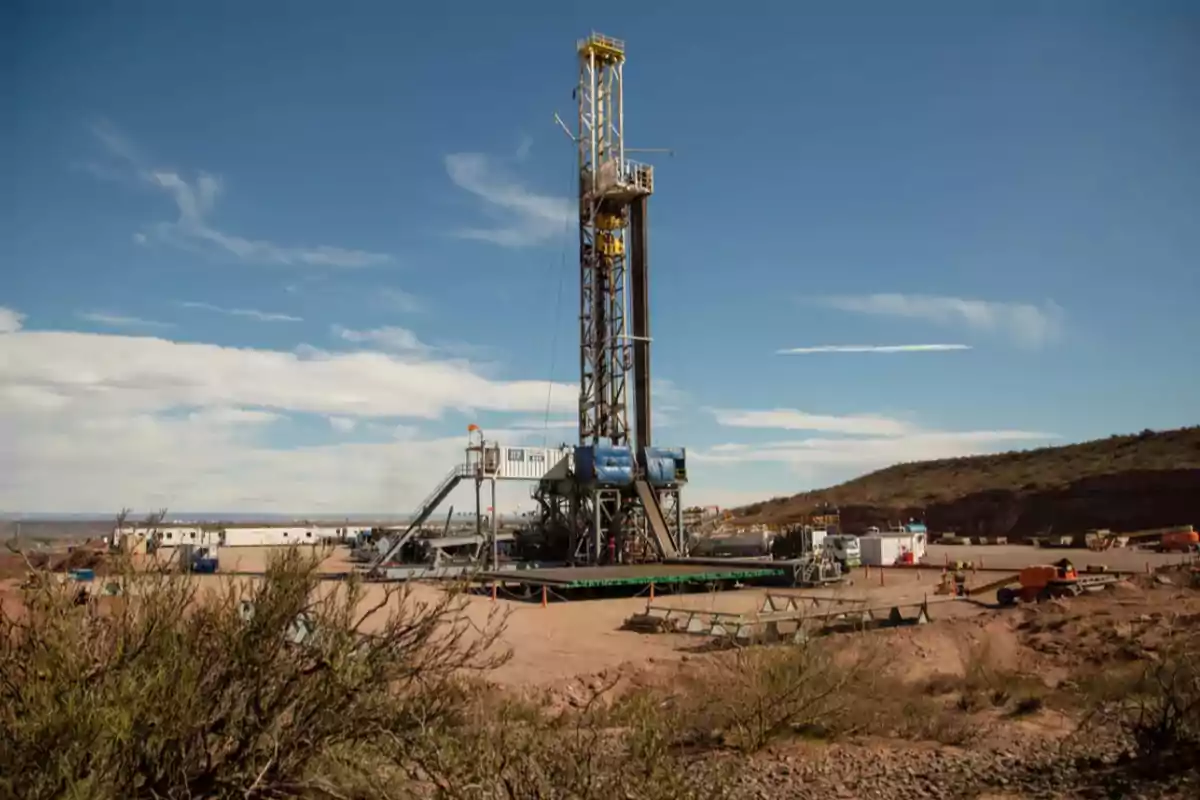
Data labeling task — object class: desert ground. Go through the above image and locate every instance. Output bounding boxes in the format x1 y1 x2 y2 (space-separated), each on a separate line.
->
4 539 1198 798
7 540 1191 690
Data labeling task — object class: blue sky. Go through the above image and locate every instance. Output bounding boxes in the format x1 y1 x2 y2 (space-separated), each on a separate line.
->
3 0 1197 514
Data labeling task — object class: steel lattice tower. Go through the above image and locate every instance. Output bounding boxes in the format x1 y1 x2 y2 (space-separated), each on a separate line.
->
576 33 653 447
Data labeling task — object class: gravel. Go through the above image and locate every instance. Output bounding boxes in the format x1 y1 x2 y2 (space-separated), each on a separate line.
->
726 732 1200 799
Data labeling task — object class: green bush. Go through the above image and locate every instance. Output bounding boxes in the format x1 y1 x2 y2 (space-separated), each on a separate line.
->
0 549 505 799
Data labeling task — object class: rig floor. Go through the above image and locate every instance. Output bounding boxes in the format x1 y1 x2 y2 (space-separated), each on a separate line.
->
481 562 788 590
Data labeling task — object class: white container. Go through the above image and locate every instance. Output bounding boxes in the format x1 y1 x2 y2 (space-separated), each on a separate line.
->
860 532 927 565
220 527 318 547
811 529 828 552
859 535 902 566
494 446 573 481
156 527 215 548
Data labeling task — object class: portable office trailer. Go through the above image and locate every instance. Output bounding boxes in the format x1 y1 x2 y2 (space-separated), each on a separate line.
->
859 532 927 565
154 527 217 548
220 527 319 547
859 535 901 566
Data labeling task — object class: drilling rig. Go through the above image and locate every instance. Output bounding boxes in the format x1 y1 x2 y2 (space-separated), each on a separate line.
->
531 33 688 565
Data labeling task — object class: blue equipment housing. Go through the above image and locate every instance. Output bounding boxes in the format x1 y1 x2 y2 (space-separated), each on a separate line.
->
640 446 688 487
574 445 635 486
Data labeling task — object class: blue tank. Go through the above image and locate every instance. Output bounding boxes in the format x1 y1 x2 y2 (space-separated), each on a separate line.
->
575 445 635 486
640 446 688 486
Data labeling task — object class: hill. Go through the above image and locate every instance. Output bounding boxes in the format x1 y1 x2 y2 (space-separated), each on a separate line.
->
732 426 1200 537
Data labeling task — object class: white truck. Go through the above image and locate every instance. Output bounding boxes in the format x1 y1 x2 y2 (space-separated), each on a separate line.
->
824 534 861 569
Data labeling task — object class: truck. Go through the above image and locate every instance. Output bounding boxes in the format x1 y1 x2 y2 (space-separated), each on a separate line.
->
824 534 861 569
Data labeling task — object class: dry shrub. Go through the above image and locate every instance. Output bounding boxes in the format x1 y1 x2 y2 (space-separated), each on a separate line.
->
1078 618 1200 760
953 637 1046 714
0 547 738 800
891 695 979 745
668 638 881 752
0 548 506 800
421 685 736 800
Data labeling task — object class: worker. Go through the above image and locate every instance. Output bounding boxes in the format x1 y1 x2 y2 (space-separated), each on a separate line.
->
1054 557 1077 580
953 563 968 597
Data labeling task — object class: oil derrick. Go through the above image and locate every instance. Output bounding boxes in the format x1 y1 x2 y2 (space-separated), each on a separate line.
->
533 33 687 565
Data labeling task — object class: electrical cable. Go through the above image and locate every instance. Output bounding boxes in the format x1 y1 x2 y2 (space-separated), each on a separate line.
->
540 152 577 447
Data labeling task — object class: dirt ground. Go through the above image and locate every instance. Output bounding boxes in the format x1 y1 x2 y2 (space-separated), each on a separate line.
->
4 541 1197 692
174 543 1197 690
928 542 1191 572
4 540 1198 797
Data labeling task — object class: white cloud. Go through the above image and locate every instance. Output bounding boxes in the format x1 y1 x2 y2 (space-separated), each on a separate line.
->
180 301 302 323
444 152 572 247
187 407 282 425
515 134 533 162
0 307 25 333
820 294 1064 348
0 312 577 513
90 123 390 268
77 311 173 329
508 417 577 430
333 324 428 353
693 429 1058 471
328 416 357 433
378 288 424 314
711 408 915 437
777 344 971 354
2 328 572 422
699 406 1057 480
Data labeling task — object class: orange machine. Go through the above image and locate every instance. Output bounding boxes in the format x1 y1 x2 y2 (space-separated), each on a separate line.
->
996 559 1080 605
1161 528 1199 553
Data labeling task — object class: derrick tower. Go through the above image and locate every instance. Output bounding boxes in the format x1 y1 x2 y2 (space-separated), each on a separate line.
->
530 33 686 566
575 33 653 448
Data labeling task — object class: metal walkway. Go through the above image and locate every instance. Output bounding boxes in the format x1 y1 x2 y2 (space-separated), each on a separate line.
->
624 592 955 645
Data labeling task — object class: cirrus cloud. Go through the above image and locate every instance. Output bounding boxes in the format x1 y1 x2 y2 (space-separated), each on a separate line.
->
819 293 1064 349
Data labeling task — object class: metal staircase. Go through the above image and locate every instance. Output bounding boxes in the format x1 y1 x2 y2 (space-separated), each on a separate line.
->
369 464 470 570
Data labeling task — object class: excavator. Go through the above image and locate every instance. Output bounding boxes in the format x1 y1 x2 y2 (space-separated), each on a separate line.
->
965 558 1119 606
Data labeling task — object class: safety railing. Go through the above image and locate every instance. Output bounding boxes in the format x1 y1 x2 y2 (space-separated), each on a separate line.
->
414 464 470 518
578 33 625 55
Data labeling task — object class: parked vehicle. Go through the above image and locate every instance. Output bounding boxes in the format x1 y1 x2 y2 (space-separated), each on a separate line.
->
824 534 861 568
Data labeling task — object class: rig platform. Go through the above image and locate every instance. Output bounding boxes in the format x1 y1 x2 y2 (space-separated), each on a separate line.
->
482 562 789 590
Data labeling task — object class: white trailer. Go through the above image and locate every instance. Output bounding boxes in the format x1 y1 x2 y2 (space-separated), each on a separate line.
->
154 527 218 548
220 527 320 547
859 532 927 565
860 535 902 566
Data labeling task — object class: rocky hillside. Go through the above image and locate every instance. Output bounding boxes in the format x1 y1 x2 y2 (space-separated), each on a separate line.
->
733 426 1200 537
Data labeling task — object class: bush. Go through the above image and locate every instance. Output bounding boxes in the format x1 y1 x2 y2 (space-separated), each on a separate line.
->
1079 619 1200 760
0 549 740 800
0 548 506 799
422 687 735 800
